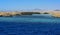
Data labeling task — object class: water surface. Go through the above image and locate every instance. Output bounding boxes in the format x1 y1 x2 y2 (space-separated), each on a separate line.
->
0 15 60 35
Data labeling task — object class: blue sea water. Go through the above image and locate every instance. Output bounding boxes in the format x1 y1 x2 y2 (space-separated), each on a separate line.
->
0 15 60 35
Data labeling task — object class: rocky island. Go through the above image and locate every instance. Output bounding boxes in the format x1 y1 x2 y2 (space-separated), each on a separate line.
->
0 11 60 18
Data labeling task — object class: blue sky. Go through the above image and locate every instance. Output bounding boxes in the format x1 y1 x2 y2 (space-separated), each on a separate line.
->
0 0 60 10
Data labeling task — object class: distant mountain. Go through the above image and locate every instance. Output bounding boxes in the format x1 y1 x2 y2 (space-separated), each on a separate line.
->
54 9 60 11
31 9 42 12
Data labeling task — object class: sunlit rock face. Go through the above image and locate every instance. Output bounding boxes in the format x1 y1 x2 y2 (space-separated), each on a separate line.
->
47 11 60 17
52 12 60 17
8 12 21 16
0 12 22 17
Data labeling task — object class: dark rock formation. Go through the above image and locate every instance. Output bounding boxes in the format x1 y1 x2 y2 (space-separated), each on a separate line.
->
21 12 33 15
43 12 49 14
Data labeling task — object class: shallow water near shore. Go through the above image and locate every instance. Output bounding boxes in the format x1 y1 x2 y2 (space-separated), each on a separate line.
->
0 15 60 35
